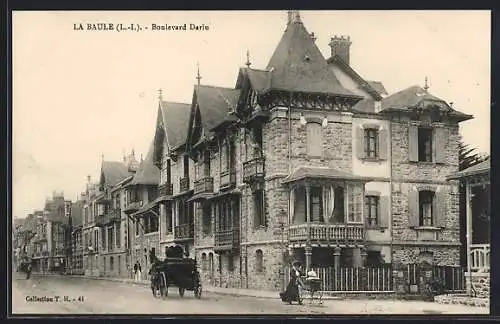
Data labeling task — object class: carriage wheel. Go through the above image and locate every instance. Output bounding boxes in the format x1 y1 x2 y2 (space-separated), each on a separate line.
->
194 285 202 299
179 288 185 298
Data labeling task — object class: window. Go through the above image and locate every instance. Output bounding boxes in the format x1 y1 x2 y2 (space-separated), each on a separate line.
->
110 256 114 271
166 159 172 184
255 250 263 273
102 228 106 250
202 202 211 234
310 187 324 222
365 196 379 226
115 222 121 248
166 204 173 232
183 155 189 177
107 227 113 251
201 253 207 271
419 191 434 226
135 219 140 236
418 127 433 162
254 190 266 227
228 254 234 272
306 122 322 157
203 150 211 177
364 129 378 158
118 256 121 275
253 127 263 156
148 214 159 233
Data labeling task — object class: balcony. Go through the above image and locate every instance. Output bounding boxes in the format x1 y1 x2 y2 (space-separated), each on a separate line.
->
243 157 265 183
124 200 143 214
110 209 121 222
159 183 173 197
194 177 214 195
288 223 365 244
214 228 240 253
42 251 49 257
220 169 236 190
470 243 490 271
180 177 190 193
35 233 47 242
174 223 194 242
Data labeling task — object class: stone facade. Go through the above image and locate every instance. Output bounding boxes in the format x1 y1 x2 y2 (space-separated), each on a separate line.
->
466 272 490 299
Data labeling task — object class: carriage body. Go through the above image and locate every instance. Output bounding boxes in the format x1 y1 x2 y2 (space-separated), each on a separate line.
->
150 257 202 299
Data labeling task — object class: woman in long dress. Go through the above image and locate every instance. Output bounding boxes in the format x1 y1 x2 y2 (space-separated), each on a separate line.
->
280 261 304 305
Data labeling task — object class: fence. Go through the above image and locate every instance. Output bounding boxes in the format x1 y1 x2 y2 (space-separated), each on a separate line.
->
283 266 393 292
406 263 466 293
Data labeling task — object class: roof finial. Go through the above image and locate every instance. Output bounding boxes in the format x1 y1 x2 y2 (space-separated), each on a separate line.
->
424 76 429 92
287 10 293 26
141 153 143 162
101 153 104 163
245 50 251 68
132 148 135 157
196 61 202 86
158 88 163 101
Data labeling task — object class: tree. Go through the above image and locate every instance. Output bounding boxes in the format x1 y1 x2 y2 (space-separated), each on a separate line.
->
458 136 488 171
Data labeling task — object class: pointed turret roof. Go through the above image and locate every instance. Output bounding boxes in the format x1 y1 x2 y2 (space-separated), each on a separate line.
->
129 141 160 186
159 101 191 149
266 16 358 97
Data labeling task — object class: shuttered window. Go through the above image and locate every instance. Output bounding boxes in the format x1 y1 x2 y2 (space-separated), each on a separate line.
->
418 128 433 162
310 187 324 222
306 122 322 157
254 190 266 227
365 196 379 226
419 191 434 226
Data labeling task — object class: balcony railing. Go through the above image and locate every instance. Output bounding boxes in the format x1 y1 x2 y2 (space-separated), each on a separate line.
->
124 200 143 214
220 169 236 189
214 228 240 252
194 177 214 195
174 223 194 241
470 243 490 271
180 177 190 193
42 251 49 257
288 223 365 242
159 183 173 197
243 157 265 183
35 233 48 241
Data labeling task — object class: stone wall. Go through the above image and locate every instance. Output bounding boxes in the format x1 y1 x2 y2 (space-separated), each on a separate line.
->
392 246 460 268
245 243 284 291
466 272 490 298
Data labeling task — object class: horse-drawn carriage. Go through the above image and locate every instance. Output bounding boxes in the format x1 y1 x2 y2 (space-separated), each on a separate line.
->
149 246 202 300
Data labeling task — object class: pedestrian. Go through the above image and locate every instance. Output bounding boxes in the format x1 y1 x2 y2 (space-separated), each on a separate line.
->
134 261 142 282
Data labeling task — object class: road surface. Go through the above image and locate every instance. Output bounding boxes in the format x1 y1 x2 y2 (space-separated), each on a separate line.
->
11 273 488 315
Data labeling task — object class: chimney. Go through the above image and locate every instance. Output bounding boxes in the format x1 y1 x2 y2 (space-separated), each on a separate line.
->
329 35 352 66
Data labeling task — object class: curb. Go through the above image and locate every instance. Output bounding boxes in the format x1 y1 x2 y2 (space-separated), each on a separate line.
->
30 273 344 300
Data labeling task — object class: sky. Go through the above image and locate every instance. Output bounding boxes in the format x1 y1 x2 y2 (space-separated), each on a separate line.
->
12 10 490 219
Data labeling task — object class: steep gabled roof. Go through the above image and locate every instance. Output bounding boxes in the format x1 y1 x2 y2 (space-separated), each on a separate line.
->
235 67 272 94
367 81 388 96
129 141 160 186
266 20 359 97
380 85 473 122
327 55 385 101
195 84 241 132
159 101 191 149
101 161 131 187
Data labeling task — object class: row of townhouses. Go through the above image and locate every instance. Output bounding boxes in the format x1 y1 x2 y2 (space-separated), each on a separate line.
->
14 11 490 297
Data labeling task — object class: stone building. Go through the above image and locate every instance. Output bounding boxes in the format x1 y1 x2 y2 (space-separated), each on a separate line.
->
149 11 472 292
95 154 138 278
152 100 193 259
82 178 101 276
71 198 85 275
124 142 161 279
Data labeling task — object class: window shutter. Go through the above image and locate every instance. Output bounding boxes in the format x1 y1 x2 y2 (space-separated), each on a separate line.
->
434 127 447 164
355 126 365 159
408 125 419 162
378 196 389 227
433 188 448 228
378 128 388 160
364 196 369 224
307 123 322 157
289 188 295 224
408 188 419 227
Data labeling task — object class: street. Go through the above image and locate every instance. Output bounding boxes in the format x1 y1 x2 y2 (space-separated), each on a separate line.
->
12 273 488 315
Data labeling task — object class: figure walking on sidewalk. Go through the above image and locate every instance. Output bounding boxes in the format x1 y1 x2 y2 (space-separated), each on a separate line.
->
134 261 142 282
